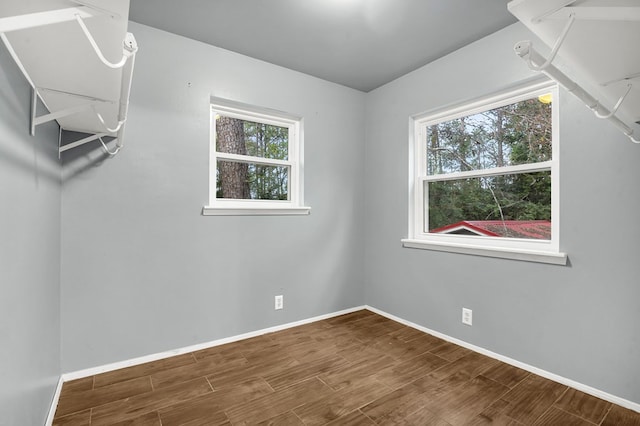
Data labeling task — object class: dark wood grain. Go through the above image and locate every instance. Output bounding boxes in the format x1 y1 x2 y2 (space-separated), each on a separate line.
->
553 388 612 424
374 351 449 389
324 410 376 426
157 377 272 425
150 352 247 389
58 377 93 396
52 409 90 426
501 374 568 424
52 309 640 425
264 354 348 390
256 411 305 425
360 379 433 424
293 376 391 425
158 393 231 426
400 406 453 425
467 398 524 425
430 375 510 425
532 407 593 425
482 362 530 389
429 340 473 362
108 411 162 426
91 377 212 426
93 353 197 388
602 405 640 426
225 377 332 425
56 376 152 417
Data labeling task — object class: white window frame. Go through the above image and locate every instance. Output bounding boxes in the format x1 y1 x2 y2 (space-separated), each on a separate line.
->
402 80 567 265
202 97 310 216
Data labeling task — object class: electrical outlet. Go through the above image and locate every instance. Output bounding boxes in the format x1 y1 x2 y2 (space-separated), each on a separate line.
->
462 308 472 326
275 295 283 310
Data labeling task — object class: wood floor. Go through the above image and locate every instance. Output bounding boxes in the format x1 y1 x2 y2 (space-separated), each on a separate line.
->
52 310 640 425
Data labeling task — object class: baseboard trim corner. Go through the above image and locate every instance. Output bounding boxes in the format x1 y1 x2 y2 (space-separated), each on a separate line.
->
45 375 64 426
365 305 640 414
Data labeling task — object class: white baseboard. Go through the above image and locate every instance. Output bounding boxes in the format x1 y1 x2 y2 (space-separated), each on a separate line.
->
61 305 365 382
44 375 64 426
50 303 639 422
49 306 364 422
365 305 640 414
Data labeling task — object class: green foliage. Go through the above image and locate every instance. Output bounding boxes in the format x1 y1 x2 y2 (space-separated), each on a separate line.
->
427 96 553 233
216 118 289 200
243 120 289 200
428 172 551 229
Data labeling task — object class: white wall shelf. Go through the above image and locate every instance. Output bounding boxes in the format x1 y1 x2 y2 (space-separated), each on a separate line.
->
0 0 137 156
508 0 640 144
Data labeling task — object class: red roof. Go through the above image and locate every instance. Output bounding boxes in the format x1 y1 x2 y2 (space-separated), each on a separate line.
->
431 220 551 240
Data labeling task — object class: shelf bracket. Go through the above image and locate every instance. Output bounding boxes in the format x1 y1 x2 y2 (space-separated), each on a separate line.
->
59 132 109 154
546 6 640 22
591 84 632 120
515 41 640 144
601 71 640 87
0 7 93 33
525 13 575 72
69 0 122 20
530 0 577 23
30 87 37 136
30 92 99 135
94 110 126 133
33 102 98 127
75 15 133 69
1 4 138 157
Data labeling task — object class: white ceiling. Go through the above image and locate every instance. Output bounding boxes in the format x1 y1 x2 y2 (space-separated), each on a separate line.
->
128 0 517 92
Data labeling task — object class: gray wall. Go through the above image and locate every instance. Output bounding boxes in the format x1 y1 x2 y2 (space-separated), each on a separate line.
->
0 45 61 425
3 15 638 421
60 22 366 371
364 23 640 404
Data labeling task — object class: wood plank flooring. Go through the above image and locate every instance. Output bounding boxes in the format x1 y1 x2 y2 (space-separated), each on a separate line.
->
52 310 640 425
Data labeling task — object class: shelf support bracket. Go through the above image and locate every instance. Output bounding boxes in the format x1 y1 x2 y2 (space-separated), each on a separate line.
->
525 13 575 72
601 71 640 87
59 132 109 154
0 7 93 33
1 5 138 156
34 103 97 127
31 99 99 135
75 15 133 69
30 87 37 136
515 40 640 144
547 6 640 22
592 84 632 120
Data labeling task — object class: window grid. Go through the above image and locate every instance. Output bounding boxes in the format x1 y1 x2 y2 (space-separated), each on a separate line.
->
408 81 561 255
206 98 306 213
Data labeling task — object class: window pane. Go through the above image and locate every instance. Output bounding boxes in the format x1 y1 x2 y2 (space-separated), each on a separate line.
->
215 115 288 160
427 95 552 175
426 171 551 240
216 160 289 200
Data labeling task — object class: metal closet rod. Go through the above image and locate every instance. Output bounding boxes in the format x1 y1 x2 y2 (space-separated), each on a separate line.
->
0 5 138 155
514 40 639 144
59 33 137 156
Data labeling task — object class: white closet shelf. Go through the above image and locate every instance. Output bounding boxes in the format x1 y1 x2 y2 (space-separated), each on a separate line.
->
508 0 640 143
0 0 137 155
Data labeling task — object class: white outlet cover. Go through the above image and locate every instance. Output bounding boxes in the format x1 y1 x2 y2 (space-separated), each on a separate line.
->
275 295 283 310
462 308 472 326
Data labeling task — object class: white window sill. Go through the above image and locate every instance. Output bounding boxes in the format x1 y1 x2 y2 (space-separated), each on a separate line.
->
202 206 311 216
401 239 567 265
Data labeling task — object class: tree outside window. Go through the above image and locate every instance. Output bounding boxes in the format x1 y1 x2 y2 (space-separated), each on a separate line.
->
204 97 308 216
405 81 562 262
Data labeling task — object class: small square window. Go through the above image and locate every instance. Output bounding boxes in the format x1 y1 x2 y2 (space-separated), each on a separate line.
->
203 97 310 216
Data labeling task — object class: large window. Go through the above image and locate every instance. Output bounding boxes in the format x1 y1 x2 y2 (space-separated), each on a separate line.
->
203 97 309 215
404 81 566 264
